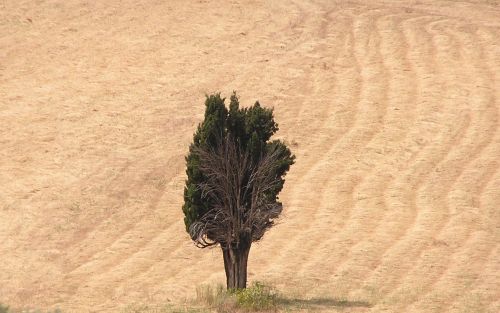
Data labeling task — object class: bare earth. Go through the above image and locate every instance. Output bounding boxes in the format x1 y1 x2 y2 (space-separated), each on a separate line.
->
1 0 499 312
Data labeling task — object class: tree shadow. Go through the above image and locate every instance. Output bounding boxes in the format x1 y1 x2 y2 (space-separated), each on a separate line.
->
278 296 372 310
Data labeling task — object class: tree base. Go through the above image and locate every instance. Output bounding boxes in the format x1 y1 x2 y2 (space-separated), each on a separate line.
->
222 243 250 289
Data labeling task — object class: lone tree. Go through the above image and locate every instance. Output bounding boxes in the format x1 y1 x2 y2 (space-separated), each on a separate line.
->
182 93 295 289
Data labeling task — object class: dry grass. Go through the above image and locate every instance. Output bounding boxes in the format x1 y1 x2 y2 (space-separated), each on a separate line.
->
122 304 208 313
1 0 499 312
193 282 371 312
194 282 277 312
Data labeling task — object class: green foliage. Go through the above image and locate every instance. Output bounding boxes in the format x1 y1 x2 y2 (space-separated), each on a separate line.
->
182 92 295 237
195 282 278 312
0 305 62 313
233 282 277 310
182 94 227 232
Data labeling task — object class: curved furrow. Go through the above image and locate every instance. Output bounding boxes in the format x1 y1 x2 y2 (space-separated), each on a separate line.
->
61 159 177 273
275 0 315 60
60 187 178 302
3 1 500 311
410 198 498 312
62 210 178 301
250 8 362 278
350 61 470 307
342 12 429 299
445 241 500 313
58 158 171 270
417 23 500 313
47 91 193 264
246 0 315 125
2 155 160 302
292 11 450 290
404 161 498 312
90 1 346 292
55 109 223 303
103 1 347 296
138 235 221 298
446 171 500 313
475 26 500 241
0 156 136 266
375 18 473 306
371 18 493 309
424 166 499 313
263 8 390 283
477 246 500 313
58 125 210 303
399 22 499 311
65 220 192 307
358 16 464 304
98 216 192 287
168 3 382 290
0 152 122 250
303 11 422 297
59 154 188 304
294 9 418 289
275 7 380 280
104 198 224 299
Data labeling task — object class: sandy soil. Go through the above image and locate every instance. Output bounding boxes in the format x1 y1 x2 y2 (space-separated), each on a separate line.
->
1 0 499 312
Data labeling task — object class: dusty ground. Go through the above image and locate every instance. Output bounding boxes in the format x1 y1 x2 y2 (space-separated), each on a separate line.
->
1 0 499 312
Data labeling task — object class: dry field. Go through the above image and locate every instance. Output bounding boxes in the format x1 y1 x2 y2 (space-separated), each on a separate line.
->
1 0 499 312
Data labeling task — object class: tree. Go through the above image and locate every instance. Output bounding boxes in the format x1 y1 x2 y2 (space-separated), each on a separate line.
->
182 92 295 289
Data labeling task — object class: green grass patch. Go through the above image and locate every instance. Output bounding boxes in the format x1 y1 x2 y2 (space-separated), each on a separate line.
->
194 281 371 312
0 304 9 313
233 282 277 310
0 304 62 313
195 282 278 312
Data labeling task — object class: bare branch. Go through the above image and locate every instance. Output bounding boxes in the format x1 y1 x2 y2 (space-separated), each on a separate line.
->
189 136 286 248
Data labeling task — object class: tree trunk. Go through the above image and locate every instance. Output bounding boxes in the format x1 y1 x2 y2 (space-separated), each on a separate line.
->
221 242 251 289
